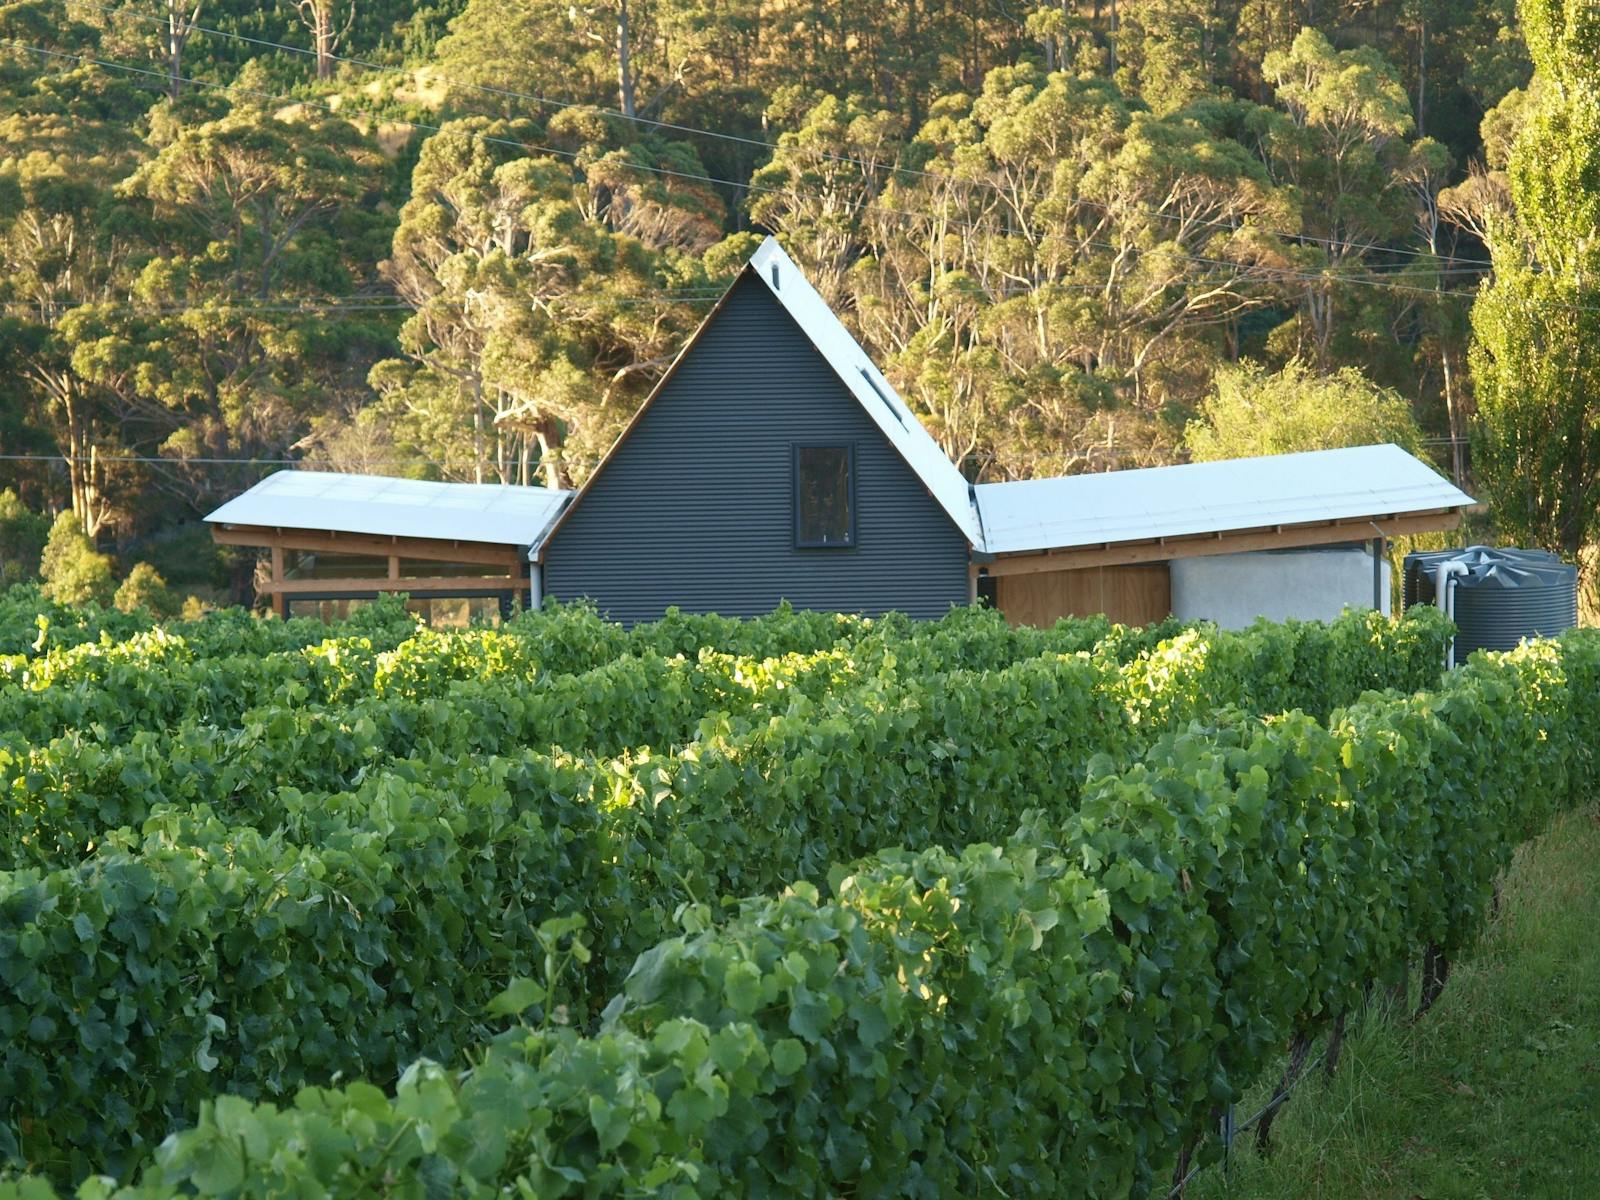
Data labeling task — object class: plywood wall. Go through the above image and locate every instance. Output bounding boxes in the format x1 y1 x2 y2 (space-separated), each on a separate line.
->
995 563 1172 628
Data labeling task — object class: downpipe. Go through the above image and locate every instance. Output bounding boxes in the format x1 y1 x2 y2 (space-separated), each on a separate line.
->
1435 559 1468 669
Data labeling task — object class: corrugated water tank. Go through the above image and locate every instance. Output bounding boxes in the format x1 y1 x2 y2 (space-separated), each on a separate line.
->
1403 546 1577 658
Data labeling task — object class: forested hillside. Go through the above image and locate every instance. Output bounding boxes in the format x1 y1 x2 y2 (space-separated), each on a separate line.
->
1 0 1591 569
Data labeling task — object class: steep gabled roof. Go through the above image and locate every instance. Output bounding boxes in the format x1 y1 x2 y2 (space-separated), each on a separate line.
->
746 239 984 547
205 469 570 547
534 237 984 557
974 443 1475 555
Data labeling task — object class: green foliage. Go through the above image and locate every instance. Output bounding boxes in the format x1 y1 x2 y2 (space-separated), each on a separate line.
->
370 114 718 486
1188 800 1600 1200
126 526 225 592
1469 0 1600 557
0 616 1590 1198
0 490 48 589
1185 358 1426 460
0 598 1459 1181
0 763 611 1178
110 564 177 618
0 0 1536 541
36 512 112 607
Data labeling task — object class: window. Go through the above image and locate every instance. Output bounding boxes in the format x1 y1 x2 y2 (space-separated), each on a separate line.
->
794 445 855 547
282 549 390 580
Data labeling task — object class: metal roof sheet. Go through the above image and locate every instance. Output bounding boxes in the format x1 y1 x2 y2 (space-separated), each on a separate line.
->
748 238 985 547
204 469 572 547
973 444 1475 555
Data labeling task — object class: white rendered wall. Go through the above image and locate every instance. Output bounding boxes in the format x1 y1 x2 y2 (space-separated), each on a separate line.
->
1170 549 1390 630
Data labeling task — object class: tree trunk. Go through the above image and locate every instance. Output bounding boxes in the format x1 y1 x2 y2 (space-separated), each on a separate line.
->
1254 1032 1313 1152
536 416 565 490
296 0 348 81
1442 347 1464 485
84 442 108 539
166 0 203 100
316 3 334 81
1416 18 1427 139
472 377 485 484
1416 943 1452 1018
168 12 180 100
617 0 636 119
1323 1011 1347 1078
61 388 109 537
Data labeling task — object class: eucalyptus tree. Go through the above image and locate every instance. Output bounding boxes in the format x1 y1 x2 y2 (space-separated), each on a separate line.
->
77 96 395 513
1256 29 1450 366
0 4 153 535
434 0 680 121
747 90 904 309
0 133 138 535
759 67 1287 478
1184 358 1425 461
376 116 713 488
0 2 161 533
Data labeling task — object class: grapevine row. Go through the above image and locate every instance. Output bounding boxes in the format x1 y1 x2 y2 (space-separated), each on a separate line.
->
2 630 1590 1197
2 608 1454 1172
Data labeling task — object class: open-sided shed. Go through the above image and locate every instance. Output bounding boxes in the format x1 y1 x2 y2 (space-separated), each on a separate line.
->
205 470 568 623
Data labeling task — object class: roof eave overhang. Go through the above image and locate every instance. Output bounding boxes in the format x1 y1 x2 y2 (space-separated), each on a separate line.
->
209 522 534 564
975 506 1469 577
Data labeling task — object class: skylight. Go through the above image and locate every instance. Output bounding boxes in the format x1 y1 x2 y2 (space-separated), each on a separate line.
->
858 367 906 428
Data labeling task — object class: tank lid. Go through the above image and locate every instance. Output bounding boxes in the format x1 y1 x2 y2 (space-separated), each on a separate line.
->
1416 545 1576 589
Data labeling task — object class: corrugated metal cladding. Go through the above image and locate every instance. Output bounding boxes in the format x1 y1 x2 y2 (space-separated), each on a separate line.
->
541 275 971 625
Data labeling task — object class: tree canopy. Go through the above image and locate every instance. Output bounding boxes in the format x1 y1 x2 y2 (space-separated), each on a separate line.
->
0 0 1578 580
1184 359 1425 461
1468 0 1600 558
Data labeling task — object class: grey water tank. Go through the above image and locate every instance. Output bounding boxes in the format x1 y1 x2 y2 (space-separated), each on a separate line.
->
1403 546 1577 657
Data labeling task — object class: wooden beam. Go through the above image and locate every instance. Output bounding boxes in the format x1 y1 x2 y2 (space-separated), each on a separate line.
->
269 545 286 618
982 510 1463 578
210 524 523 568
258 575 526 597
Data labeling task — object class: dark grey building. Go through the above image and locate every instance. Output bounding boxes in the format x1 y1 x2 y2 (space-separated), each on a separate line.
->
535 241 985 625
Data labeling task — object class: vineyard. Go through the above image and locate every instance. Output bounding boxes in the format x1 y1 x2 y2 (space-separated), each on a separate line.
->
0 592 1595 1198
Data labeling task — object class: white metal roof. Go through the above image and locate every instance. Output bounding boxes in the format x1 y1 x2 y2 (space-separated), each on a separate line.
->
973 444 1475 555
749 238 985 547
204 469 572 547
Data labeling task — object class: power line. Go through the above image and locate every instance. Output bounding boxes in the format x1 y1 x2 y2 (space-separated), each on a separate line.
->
0 454 342 464
0 451 611 476
70 0 1495 271
0 301 412 313
0 293 727 314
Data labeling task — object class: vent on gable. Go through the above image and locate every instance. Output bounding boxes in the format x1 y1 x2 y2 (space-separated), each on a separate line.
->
771 262 780 289
858 367 906 428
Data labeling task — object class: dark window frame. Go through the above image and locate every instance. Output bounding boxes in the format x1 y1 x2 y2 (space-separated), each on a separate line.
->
792 442 857 549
